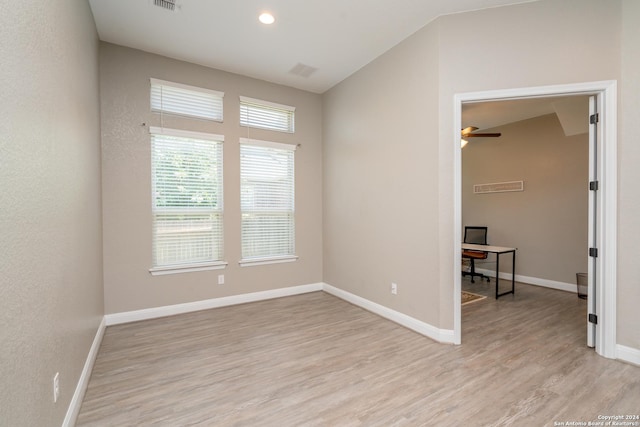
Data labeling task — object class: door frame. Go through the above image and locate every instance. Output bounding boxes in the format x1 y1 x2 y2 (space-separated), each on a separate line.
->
452 80 617 359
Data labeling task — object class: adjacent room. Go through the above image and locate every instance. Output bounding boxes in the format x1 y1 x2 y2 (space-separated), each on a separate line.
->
460 96 590 300
2 0 640 426
460 96 592 348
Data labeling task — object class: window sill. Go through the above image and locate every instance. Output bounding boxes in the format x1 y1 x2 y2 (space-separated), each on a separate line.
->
149 261 228 276
239 255 298 267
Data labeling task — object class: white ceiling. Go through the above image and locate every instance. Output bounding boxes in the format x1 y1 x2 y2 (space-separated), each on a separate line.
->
88 0 538 94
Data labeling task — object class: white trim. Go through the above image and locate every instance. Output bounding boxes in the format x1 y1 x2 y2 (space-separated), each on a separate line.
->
616 344 640 367
104 283 323 326
599 82 617 359
453 80 618 358
239 137 297 151
239 95 295 112
149 126 224 142
149 261 228 276
457 81 616 103
62 317 106 427
475 268 577 293
239 255 299 267
453 93 463 346
150 78 225 98
322 283 455 344
101 282 454 342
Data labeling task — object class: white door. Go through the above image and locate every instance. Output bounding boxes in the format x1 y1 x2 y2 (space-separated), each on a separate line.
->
587 95 598 348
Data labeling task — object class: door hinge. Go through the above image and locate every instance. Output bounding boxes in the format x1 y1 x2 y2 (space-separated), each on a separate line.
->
588 313 598 324
589 181 599 191
589 247 598 257
590 113 599 124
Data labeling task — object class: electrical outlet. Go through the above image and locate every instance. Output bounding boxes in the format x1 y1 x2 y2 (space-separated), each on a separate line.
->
391 282 398 295
53 372 60 403
218 274 224 285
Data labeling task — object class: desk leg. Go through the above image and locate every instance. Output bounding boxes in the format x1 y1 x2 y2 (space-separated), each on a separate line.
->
495 253 500 299
511 250 516 295
496 250 516 299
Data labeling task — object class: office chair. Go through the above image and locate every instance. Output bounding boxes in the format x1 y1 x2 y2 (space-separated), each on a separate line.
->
462 226 490 283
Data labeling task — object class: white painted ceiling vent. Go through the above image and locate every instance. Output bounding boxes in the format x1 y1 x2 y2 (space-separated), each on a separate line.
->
289 63 318 78
153 0 176 12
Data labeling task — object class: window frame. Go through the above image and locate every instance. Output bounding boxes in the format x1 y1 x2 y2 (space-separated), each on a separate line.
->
238 137 298 267
239 96 295 133
150 78 224 122
149 126 227 275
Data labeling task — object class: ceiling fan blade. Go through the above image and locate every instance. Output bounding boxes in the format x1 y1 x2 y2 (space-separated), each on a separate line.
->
464 132 502 138
461 126 478 136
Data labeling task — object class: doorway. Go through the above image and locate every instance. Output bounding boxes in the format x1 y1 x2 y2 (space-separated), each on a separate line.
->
452 81 618 359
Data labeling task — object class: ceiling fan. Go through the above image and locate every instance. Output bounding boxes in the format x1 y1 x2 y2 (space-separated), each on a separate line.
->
461 126 501 138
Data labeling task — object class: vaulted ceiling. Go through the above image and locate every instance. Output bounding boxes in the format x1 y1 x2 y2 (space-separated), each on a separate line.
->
89 0 539 94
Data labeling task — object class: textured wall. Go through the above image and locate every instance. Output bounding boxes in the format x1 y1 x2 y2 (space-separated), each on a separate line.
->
462 113 589 284
0 0 104 425
100 43 323 314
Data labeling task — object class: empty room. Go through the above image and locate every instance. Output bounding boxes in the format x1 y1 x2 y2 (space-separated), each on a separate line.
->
1 0 640 426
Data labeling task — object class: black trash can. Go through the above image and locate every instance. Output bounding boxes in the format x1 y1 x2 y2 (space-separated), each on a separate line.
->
576 273 588 299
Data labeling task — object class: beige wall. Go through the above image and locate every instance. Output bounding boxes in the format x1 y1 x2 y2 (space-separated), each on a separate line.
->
100 43 323 314
323 22 441 324
618 0 640 349
0 0 103 425
462 114 589 284
323 0 634 343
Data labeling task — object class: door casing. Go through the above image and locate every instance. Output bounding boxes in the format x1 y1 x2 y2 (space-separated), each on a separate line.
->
452 80 617 359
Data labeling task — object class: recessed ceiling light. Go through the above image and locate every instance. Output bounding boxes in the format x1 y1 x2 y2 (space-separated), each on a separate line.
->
259 12 275 25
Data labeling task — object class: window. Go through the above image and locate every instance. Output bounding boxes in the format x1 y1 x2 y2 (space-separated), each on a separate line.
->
151 78 224 121
240 96 295 133
240 138 297 265
150 127 225 274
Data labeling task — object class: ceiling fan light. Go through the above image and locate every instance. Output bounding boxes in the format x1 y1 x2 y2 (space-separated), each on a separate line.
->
461 138 469 148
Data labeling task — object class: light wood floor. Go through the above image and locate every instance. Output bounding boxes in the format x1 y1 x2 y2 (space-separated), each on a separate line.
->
77 282 640 426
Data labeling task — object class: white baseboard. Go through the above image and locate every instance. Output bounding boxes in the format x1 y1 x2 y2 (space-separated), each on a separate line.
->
104 282 454 344
105 283 324 326
476 268 577 293
617 344 640 367
322 283 455 344
63 316 106 427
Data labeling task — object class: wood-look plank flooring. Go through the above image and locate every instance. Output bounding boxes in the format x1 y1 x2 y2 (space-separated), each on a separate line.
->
77 282 640 426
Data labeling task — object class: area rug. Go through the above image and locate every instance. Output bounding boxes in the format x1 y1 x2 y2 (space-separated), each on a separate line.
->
461 291 487 305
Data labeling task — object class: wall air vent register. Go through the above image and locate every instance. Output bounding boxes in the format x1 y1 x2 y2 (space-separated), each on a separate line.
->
474 181 524 194
153 0 176 12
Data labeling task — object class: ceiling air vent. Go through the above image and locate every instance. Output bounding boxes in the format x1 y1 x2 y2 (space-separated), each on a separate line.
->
474 181 524 194
153 0 176 11
289 63 318 78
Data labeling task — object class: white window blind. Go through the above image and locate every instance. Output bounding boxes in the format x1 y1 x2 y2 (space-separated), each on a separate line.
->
151 127 224 269
151 78 224 121
240 96 295 133
240 138 296 262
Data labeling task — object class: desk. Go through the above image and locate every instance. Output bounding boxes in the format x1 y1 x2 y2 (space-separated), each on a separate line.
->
462 243 517 299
